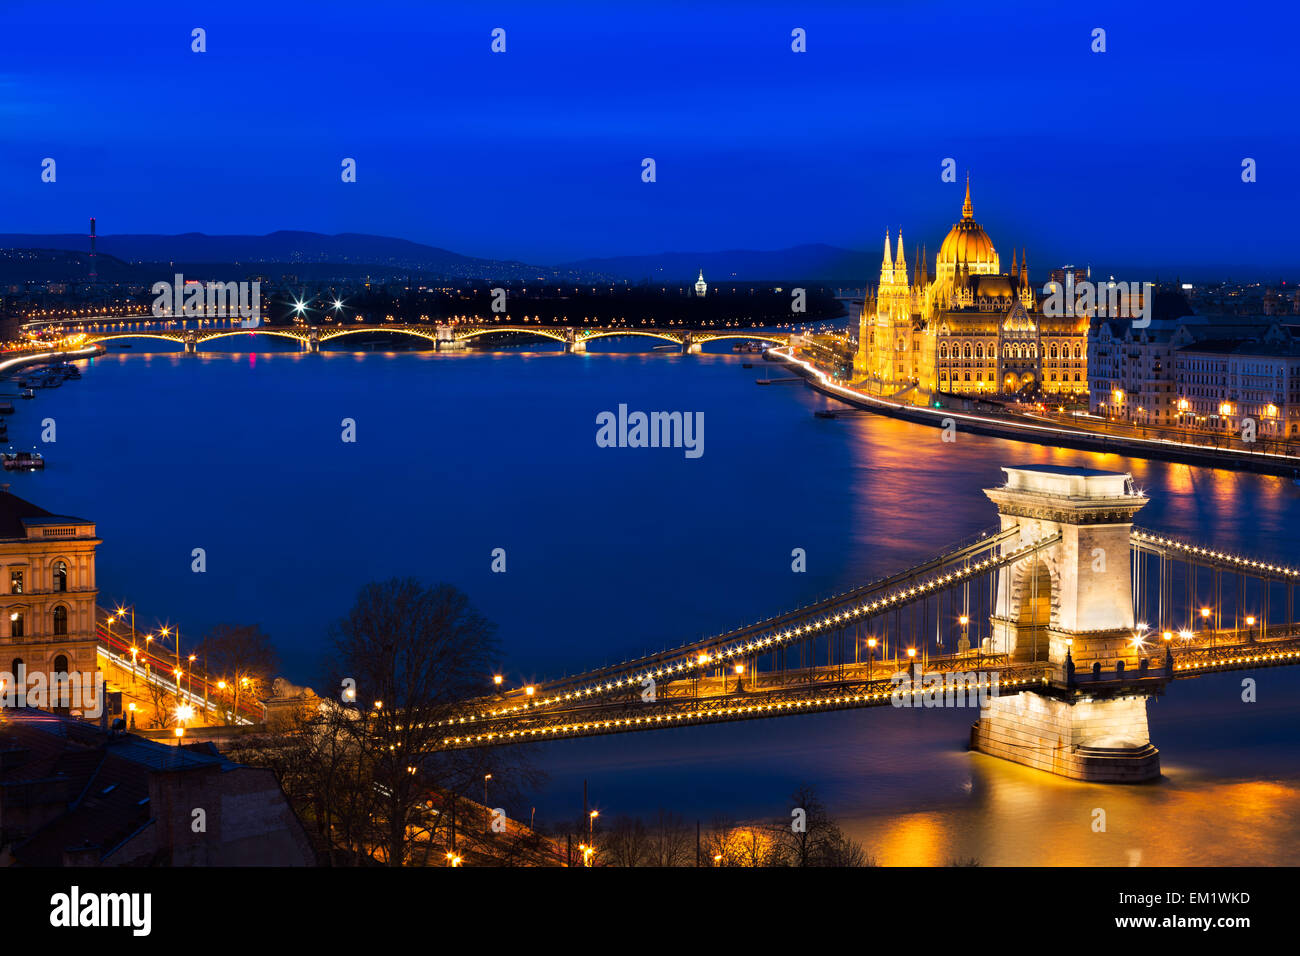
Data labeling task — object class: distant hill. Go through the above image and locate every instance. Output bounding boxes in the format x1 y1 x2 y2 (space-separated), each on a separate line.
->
0 231 579 282
558 244 873 282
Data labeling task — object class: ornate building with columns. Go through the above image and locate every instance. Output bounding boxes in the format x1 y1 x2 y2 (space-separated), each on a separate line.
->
853 178 1090 398
0 488 99 703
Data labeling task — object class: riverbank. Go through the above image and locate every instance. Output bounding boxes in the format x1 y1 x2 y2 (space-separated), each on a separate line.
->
770 348 1300 477
0 343 104 377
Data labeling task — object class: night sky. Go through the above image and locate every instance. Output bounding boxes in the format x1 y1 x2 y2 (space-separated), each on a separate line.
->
1 0 1294 274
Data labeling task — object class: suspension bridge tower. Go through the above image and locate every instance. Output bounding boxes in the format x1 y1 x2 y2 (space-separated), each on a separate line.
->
971 466 1164 782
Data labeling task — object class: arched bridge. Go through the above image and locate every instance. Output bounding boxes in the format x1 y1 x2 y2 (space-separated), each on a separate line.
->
79 320 791 354
436 465 1300 783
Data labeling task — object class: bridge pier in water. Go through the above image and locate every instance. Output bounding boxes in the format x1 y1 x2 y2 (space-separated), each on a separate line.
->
971 466 1162 783
682 332 701 354
565 328 586 353
434 325 464 350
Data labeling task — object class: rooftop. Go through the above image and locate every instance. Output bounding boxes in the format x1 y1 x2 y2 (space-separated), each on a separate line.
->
0 489 90 540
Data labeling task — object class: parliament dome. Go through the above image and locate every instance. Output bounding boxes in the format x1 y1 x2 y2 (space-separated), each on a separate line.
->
937 178 998 273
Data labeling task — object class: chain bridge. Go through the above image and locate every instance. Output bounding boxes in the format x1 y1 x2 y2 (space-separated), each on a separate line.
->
438 465 1300 783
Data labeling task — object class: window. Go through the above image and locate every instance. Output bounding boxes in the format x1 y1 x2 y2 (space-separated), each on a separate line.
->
10 611 23 639
53 654 69 707
10 570 22 595
53 606 68 636
53 561 67 592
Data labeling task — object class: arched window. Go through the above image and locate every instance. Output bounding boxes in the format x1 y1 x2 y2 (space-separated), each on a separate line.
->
939 343 948 359
11 658 22 681
53 561 67 592
963 343 972 359
52 653 69 707
1050 344 1059 359
53 606 68 636
975 344 983 359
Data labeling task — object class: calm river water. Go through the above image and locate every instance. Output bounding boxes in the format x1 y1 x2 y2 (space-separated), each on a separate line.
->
12 338 1300 864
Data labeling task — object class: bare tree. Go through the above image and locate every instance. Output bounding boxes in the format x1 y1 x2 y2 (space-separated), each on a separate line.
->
645 809 694 867
602 815 651 867
770 784 871 867
196 623 279 722
328 578 510 867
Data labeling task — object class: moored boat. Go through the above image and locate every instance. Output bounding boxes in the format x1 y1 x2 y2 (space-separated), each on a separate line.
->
2 450 44 471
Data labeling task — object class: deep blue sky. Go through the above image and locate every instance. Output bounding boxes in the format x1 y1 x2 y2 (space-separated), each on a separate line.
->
1 0 1294 274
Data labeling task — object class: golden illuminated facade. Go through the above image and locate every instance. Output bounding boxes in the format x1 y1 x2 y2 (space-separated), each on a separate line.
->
854 178 1089 397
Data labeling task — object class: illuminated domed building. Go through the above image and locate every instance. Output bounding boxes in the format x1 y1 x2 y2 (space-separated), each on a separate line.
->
694 269 707 297
853 177 1089 397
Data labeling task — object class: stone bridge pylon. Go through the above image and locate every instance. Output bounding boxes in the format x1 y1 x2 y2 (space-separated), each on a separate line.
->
971 466 1163 782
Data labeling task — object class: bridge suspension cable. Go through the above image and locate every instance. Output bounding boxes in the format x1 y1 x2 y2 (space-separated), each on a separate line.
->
441 527 1060 731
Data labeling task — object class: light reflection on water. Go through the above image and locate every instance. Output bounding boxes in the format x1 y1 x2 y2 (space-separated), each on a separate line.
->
17 343 1300 864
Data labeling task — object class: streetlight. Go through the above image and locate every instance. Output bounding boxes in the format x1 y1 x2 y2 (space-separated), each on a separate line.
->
867 637 877 683
484 773 492 806
188 653 196 701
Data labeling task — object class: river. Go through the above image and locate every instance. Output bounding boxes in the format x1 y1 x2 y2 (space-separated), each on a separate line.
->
10 337 1300 864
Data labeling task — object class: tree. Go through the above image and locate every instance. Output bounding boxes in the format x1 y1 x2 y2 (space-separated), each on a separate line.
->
645 809 694 867
195 623 279 722
328 578 504 867
770 784 871 867
602 815 651 867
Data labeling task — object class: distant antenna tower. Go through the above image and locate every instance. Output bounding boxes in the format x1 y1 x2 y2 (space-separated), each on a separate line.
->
88 217 97 282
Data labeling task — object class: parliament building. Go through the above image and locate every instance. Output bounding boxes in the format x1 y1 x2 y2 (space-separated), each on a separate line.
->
853 178 1089 398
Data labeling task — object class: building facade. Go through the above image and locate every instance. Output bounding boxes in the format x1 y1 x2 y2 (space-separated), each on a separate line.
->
1090 314 1300 438
853 179 1090 398
0 489 99 705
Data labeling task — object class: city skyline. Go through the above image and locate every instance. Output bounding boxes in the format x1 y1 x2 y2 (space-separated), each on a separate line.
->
3 0 1297 275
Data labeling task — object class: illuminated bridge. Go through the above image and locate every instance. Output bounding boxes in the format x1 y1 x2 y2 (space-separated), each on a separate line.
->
74 318 792 354
438 465 1300 782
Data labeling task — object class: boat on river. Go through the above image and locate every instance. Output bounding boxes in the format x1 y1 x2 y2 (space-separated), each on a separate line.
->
2 450 44 471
